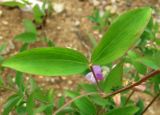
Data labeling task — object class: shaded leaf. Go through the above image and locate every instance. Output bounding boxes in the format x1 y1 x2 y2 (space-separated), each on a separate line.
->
14 32 37 43
0 1 25 8
104 105 139 115
23 19 37 34
66 91 96 115
3 95 21 115
102 63 123 93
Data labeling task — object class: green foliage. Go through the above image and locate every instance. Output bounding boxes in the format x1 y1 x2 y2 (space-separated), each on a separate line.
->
33 4 45 24
3 94 22 115
102 63 123 93
88 9 112 32
15 32 37 43
91 7 152 65
66 91 96 115
23 19 37 34
2 48 88 76
104 105 139 115
14 19 37 43
0 1 25 8
135 99 144 115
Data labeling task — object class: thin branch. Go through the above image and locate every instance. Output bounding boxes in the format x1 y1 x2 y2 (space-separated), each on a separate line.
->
125 90 135 105
53 92 106 115
104 70 160 98
142 91 160 114
53 70 160 115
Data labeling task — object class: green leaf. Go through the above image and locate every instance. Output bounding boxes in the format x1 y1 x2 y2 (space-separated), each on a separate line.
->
34 104 53 114
104 105 139 115
3 95 21 115
15 72 25 93
90 95 107 107
102 63 123 93
14 32 37 43
0 76 4 87
0 1 25 8
137 55 160 70
79 84 97 92
66 91 96 115
91 7 152 65
57 107 75 115
0 43 7 53
132 62 147 74
23 19 37 34
2 47 88 76
58 96 65 108
33 4 44 24
26 93 35 115
135 99 144 115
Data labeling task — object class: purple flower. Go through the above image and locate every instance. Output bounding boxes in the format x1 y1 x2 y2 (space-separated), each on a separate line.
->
85 65 103 83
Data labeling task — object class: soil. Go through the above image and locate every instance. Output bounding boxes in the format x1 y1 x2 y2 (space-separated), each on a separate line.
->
0 0 160 115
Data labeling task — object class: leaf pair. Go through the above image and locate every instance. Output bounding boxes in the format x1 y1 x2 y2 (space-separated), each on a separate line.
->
2 7 152 76
14 19 37 43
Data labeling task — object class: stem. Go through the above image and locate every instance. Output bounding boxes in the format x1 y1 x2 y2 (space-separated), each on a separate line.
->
125 90 135 105
104 70 160 98
142 91 160 114
53 70 160 115
89 65 102 91
53 92 105 115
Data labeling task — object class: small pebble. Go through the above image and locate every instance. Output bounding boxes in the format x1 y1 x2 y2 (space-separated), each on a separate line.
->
57 26 62 30
0 36 3 40
93 30 99 35
57 93 62 97
2 20 8 25
53 3 64 14
67 80 73 85
51 78 55 83
46 78 50 82
91 0 100 6
26 76 29 81
12 77 15 83
62 77 67 80
74 20 80 26
78 8 82 12
0 10 2 16
99 34 103 38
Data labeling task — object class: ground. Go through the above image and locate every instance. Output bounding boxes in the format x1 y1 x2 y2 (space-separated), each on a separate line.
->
0 0 160 114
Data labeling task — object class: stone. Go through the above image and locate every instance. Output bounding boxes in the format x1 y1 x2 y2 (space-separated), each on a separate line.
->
53 3 64 14
2 20 8 25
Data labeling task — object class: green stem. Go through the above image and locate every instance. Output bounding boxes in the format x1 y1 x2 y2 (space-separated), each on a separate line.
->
125 90 135 105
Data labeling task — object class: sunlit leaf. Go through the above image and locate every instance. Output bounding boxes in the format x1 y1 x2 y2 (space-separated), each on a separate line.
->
2 47 88 76
91 7 152 65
